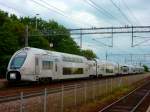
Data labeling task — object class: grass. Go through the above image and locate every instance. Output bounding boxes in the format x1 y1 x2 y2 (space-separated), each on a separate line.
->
78 86 130 112
64 77 148 112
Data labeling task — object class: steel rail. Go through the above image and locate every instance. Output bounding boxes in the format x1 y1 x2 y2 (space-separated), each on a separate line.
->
0 82 89 103
130 90 150 112
99 80 150 112
0 74 148 104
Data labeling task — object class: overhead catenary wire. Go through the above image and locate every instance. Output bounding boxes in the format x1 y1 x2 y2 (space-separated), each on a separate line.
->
85 0 125 25
132 38 150 47
84 0 113 26
121 0 141 25
38 0 69 18
134 36 150 39
109 0 133 25
92 38 112 47
30 0 68 18
30 0 93 28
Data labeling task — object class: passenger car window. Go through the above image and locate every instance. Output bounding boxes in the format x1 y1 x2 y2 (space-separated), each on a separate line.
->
42 61 53 70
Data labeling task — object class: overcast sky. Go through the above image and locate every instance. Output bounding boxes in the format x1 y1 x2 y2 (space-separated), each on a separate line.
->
0 0 150 65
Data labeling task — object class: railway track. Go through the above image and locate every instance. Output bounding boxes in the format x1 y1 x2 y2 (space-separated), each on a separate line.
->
0 74 136 103
0 73 143 89
0 82 86 103
99 78 150 112
0 74 130 97
0 74 148 104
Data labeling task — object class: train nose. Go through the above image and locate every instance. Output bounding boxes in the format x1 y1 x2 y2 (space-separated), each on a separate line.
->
7 71 21 81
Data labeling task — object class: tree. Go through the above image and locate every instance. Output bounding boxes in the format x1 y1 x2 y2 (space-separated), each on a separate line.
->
0 10 98 77
81 49 97 60
29 30 50 50
57 38 81 55
0 29 20 77
0 10 9 26
2 19 25 47
143 65 149 72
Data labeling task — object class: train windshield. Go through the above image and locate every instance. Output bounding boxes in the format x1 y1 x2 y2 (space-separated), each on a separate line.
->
10 52 27 69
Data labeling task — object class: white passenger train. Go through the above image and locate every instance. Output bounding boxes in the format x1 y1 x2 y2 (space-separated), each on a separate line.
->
6 47 144 82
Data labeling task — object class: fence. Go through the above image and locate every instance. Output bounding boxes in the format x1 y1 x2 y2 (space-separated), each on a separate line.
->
0 74 149 112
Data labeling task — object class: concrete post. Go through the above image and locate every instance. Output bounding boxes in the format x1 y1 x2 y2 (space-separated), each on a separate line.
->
20 92 23 112
74 84 77 106
84 82 87 104
61 85 64 112
44 88 47 112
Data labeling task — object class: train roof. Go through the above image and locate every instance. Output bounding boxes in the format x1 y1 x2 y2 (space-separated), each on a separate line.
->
20 47 87 60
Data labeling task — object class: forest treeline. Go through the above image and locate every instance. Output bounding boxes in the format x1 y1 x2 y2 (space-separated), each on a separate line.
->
0 10 97 77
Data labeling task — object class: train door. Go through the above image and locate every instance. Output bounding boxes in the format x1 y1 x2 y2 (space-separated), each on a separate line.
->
54 58 60 79
35 55 40 75
40 55 54 79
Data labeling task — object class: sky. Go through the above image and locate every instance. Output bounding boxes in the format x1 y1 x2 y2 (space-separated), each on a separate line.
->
0 0 150 66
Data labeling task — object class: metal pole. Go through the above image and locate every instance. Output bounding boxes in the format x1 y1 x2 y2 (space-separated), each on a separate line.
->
131 26 134 47
111 78 112 92
36 17 37 30
61 85 64 112
118 77 120 87
106 51 108 61
25 25 28 47
105 52 108 75
94 59 98 77
36 14 39 30
84 82 87 104
105 79 107 95
74 84 77 106
93 82 95 100
80 29 82 48
111 27 113 47
20 92 23 112
44 88 47 112
99 81 102 95
131 54 133 65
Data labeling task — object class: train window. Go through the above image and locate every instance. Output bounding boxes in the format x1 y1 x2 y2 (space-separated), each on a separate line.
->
63 67 83 75
62 56 83 63
10 52 27 69
106 68 113 73
42 61 53 70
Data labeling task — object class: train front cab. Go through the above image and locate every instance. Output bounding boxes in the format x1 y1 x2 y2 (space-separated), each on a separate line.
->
6 51 27 82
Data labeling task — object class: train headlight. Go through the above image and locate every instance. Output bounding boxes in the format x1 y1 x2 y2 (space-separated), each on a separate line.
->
10 73 16 79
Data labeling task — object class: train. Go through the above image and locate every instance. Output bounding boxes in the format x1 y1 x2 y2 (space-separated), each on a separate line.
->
6 47 144 82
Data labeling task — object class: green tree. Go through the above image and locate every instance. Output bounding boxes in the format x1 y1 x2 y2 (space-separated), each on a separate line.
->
0 10 97 77
0 29 20 77
81 49 97 60
0 10 9 26
29 30 50 50
57 38 81 55
143 65 149 72
3 19 25 47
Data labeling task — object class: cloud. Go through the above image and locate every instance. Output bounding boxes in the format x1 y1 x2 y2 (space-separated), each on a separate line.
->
70 11 109 27
1 0 150 65
48 0 69 12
